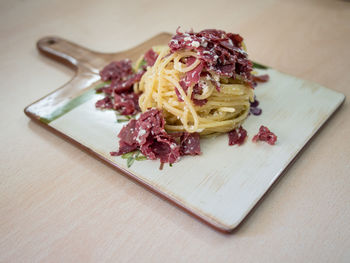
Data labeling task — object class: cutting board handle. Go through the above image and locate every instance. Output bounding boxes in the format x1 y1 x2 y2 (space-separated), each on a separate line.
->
37 36 106 70
36 33 173 71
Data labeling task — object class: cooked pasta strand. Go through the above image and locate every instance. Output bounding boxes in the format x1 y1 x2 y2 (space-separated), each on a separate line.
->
137 45 254 135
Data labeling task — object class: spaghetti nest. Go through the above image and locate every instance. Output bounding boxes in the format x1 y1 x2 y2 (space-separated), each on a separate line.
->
134 45 254 135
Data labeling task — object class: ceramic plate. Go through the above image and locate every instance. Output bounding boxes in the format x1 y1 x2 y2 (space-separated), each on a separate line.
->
25 34 345 232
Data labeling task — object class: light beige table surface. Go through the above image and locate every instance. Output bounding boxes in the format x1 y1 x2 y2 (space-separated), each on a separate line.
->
1 0 349 262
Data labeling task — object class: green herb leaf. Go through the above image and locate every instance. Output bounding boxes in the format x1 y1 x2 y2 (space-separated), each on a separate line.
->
121 151 136 159
95 81 111 91
169 163 173 167
121 150 147 166
117 119 130 123
127 156 135 168
138 59 147 69
115 112 137 122
135 155 147 161
252 61 269 70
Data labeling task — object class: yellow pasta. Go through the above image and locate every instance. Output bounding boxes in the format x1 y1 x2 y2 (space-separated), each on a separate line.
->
135 45 254 135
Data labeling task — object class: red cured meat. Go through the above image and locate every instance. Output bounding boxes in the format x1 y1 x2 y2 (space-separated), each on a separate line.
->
185 57 204 86
169 28 253 87
192 98 207 106
174 86 184 102
180 132 201 155
140 134 180 164
174 81 208 106
113 92 140 115
137 110 180 163
96 60 145 115
109 70 144 94
95 97 113 109
252 125 277 145
95 91 140 115
174 83 207 106
138 108 166 136
192 84 208 106
111 119 139 156
144 48 158 66
112 109 203 163
252 74 269 83
228 126 247 146
100 59 133 82
113 109 181 164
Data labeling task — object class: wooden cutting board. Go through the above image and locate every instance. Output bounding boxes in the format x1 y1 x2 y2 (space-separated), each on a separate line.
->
25 33 345 233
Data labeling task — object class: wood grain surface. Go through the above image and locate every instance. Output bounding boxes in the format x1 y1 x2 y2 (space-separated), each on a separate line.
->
1 0 350 262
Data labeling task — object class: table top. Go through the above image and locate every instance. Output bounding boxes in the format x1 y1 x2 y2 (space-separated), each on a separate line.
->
1 0 350 262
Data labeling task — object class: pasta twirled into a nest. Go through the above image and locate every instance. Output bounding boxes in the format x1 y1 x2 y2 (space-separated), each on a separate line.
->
134 45 254 135
97 29 271 165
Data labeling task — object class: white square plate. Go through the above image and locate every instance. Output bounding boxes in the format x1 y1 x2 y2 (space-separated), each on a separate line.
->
25 34 345 232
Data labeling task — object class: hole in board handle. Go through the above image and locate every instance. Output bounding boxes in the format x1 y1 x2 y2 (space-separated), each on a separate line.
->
47 39 56 45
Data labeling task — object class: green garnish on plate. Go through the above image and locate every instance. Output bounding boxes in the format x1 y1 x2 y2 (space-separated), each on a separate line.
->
121 150 147 168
